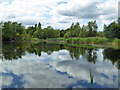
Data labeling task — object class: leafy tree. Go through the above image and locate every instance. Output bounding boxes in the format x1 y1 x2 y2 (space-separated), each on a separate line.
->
69 23 74 37
66 22 81 38
33 22 43 39
64 32 71 38
74 22 81 37
2 21 14 41
87 20 98 37
97 31 104 37
53 30 60 38
60 29 68 37
46 26 54 38
79 25 87 38
2 21 26 41
43 28 48 39
104 19 120 39
42 26 60 39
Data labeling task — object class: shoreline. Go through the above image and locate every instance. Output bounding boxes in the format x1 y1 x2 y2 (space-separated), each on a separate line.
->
3 37 120 49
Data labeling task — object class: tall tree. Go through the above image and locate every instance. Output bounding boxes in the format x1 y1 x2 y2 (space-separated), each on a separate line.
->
69 23 74 37
74 22 81 37
79 25 87 38
87 20 98 37
104 19 120 39
33 22 43 39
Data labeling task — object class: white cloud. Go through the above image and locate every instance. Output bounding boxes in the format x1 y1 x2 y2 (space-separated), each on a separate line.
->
0 0 119 30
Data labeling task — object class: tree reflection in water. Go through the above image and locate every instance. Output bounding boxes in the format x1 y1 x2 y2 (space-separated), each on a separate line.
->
103 48 120 69
2 42 120 69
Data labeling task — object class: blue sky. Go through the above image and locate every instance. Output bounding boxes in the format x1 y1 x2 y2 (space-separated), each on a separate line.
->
0 0 119 31
57 1 67 5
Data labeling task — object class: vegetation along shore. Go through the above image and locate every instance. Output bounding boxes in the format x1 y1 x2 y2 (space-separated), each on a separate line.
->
1 18 120 46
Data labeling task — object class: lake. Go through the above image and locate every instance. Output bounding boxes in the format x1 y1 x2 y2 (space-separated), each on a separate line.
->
1 42 120 88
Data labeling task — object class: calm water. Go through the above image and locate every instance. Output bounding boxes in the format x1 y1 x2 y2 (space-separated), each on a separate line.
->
1 42 120 88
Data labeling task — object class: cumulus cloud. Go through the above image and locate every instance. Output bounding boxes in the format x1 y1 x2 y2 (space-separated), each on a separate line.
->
0 0 119 30
56 0 100 19
56 0 118 19
118 1 120 18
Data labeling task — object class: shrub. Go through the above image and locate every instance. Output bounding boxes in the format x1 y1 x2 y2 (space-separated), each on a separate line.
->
113 38 120 43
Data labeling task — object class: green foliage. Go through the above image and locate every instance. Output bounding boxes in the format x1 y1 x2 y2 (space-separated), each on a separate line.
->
2 21 26 41
64 32 71 38
64 20 98 38
33 22 43 39
2 18 120 43
46 38 64 43
66 37 109 44
87 20 98 37
2 21 61 41
42 26 60 39
112 38 120 43
60 29 68 37
104 19 120 39
97 31 104 37
79 25 87 38
26 26 37 38
66 22 81 37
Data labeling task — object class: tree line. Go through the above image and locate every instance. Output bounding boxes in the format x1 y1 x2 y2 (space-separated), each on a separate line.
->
2 21 60 41
1 18 120 41
64 20 98 38
104 18 120 39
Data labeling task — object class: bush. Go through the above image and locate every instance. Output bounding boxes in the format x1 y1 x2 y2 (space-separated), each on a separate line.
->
112 38 120 43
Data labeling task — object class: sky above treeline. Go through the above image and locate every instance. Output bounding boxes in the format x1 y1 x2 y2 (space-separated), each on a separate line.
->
0 0 119 31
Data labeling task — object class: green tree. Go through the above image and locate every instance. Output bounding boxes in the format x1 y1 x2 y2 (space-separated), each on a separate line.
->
74 22 81 37
97 31 104 37
33 22 43 39
104 19 120 39
79 25 87 38
43 28 48 39
64 31 71 38
87 20 98 37
69 23 74 37
2 21 27 41
60 29 68 37
2 21 14 41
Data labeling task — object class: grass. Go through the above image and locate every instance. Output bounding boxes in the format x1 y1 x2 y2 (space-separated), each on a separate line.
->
46 38 64 43
31 37 120 48
66 37 109 44
47 38 64 41
112 38 120 43
112 38 120 46
31 38 43 42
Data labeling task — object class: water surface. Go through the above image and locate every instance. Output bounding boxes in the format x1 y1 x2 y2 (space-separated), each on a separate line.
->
1 42 119 88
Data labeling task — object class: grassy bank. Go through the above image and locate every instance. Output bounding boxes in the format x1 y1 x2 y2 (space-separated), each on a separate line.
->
30 37 120 48
30 38 44 44
66 37 120 45
66 37 109 44
46 38 64 43
112 38 120 45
